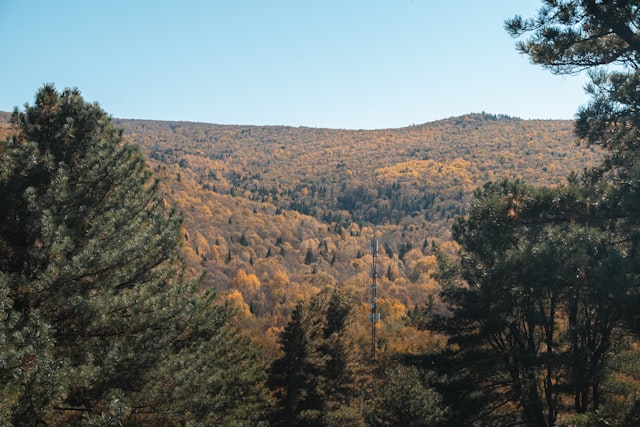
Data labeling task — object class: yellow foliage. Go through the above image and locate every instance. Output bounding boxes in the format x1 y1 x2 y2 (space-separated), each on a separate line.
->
412 255 438 280
110 112 603 357
225 290 252 318
193 231 211 256
384 326 448 354
233 269 261 294
376 158 476 186
271 270 290 287
376 298 408 332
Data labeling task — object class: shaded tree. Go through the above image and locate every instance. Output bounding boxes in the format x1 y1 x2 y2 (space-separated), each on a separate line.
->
436 179 633 425
268 287 365 426
505 0 640 414
371 362 445 427
0 86 269 425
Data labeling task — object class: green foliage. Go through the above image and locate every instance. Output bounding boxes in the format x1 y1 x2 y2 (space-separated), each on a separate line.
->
0 272 62 426
437 178 635 425
268 287 366 426
371 362 446 427
0 86 269 425
427 3 640 424
506 0 640 75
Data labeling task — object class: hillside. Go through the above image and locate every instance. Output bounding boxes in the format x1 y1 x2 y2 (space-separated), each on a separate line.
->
116 113 593 225
0 112 601 354
118 113 599 353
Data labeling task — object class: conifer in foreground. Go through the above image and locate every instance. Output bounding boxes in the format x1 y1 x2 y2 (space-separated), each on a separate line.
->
0 85 269 425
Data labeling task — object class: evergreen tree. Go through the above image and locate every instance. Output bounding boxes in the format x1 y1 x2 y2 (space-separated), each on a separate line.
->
0 85 269 425
435 179 632 425
424 3 640 423
505 0 640 415
506 0 640 76
372 362 445 427
505 1 640 262
268 287 365 426
268 301 324 426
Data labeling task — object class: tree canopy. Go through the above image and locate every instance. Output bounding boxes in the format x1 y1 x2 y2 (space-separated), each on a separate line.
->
268 287 366 426
0 85 269 425
430 1 640 425
506 0 640 74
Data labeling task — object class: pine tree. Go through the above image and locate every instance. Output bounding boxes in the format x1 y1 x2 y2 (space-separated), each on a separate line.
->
268 301 323 426
504 0 640 419
0 85 269 425
435 178 633 425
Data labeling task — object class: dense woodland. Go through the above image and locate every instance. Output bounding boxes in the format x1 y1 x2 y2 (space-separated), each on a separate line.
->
1 110 602 354
108 113 601 355
4 1 640 425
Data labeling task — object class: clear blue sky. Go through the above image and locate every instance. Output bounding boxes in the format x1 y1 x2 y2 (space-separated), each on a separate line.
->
0 1 590 129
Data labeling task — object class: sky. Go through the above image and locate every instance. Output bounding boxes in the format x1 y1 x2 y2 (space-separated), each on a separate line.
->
0 1 591 130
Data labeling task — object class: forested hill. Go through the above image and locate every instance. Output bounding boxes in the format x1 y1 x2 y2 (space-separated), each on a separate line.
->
0 111 601 353
119 113 600 353
116 113 595 227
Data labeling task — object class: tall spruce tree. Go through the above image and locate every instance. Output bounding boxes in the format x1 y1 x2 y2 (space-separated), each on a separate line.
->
268 287 365 427
0 85 269 425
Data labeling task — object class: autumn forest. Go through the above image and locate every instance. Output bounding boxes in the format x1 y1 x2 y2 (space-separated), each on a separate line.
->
109 113 600 356
4 1 640 426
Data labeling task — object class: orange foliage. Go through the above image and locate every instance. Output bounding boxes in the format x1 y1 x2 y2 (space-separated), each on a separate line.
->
74 113 602 358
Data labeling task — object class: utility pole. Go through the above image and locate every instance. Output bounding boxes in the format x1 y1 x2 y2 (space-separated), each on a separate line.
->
369 238 380 362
